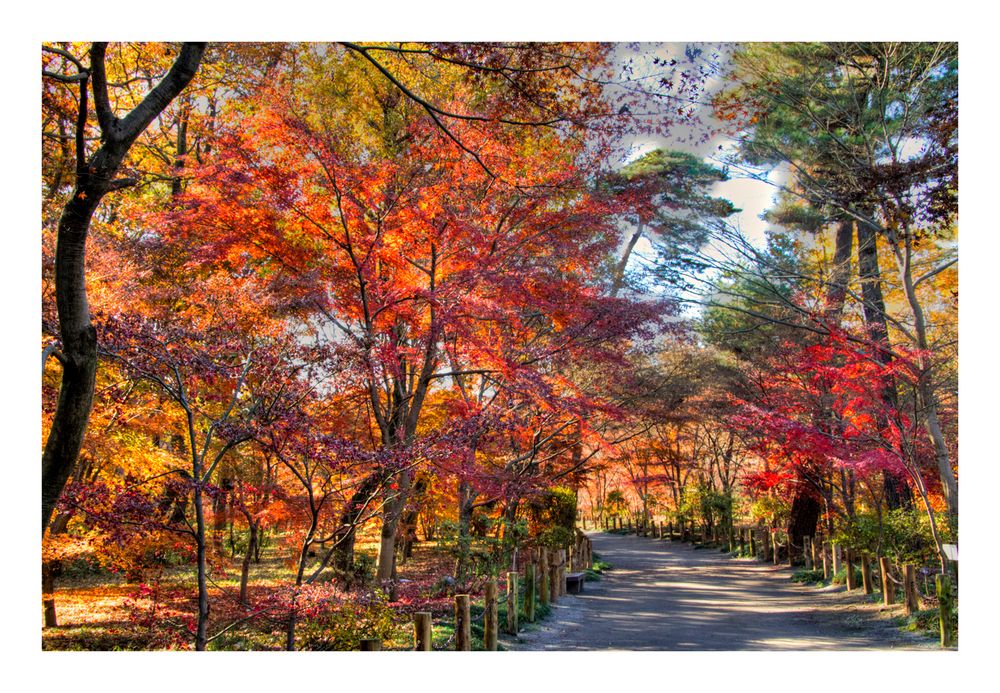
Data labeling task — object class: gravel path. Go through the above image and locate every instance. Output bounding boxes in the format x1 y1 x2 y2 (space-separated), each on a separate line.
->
505 532 936 651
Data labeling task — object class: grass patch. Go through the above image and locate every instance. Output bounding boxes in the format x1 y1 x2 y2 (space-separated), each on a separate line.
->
830 566 862 586
791 567 827 585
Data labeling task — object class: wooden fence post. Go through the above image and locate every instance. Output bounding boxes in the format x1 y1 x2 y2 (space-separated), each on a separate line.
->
505 572 519 635
845 549 857 590
414 611 432 651
803 537 813 570
484 581 498 650
539 549 550 607
559 551 567 596
455 594 472 650
549 551 560 603
903 564 920 615
525 564 536 623
861 554 873 595
936 574 954 648
359 638 382 650
878 556 895 605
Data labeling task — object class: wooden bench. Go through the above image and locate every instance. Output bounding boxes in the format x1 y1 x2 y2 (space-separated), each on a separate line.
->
565 571 586 594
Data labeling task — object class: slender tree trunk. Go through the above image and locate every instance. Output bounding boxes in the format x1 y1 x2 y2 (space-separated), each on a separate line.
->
239 522 258 606
890 230 958 530
610 222 644 297
193 481 209 651
454 480 475 585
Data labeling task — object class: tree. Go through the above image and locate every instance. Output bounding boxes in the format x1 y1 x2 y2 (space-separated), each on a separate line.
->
602 148 736 296
715 42 958 526
42 42 207 532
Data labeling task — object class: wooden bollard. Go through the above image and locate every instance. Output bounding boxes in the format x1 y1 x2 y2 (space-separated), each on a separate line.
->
539 550 550 606
936 574 954 648
845 549 857 590
505 572 519 635
803 537 813 570
879 557 895 605
549 552 560 603
559 552 567 596
903 564 919 615
525 564 537 622
414 611 433 651
484 581 498 650
861 554 873 595
359 638 382 650
455 594 471 650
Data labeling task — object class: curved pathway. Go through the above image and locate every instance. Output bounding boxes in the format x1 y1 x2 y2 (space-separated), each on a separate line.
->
506 532 935 650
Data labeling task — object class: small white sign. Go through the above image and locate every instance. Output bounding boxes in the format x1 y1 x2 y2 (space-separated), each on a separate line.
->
942 543 958 561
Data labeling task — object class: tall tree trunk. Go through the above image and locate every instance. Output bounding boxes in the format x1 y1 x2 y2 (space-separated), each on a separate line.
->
454 480 475 585
329 472 382 574
889 229 958 532
610 222 644 297
193 480 209 651
42 42 207 532
375 468 413 591
41 511 73 628
788 219 854 543
398 476 427 564
856 220 913 509
239 522 258 606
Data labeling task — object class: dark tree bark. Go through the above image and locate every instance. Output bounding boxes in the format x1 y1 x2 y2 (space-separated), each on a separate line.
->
42 42 207 533
329 471 383 573
454 480 475 584
239 521 258 606
856 220 914 509
788 219 854 543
